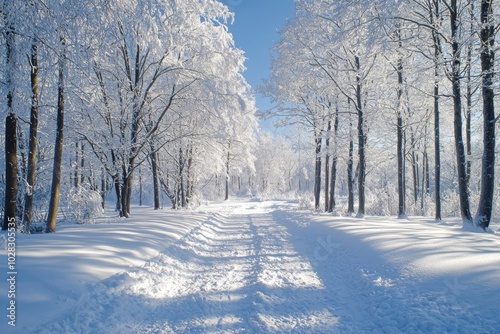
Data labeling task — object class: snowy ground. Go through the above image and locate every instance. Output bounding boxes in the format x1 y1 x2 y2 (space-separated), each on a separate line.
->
1 198 499 333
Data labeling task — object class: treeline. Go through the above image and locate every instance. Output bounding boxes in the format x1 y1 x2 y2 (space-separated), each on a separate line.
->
1 0 257 232
263 0 497 230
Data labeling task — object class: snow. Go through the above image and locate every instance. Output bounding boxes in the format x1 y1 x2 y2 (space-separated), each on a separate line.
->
1 199 499 333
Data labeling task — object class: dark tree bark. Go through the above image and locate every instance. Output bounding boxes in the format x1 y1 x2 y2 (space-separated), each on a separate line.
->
74 141 79 187
328 107 339 212
80 142 85 185
396 33 406 218
449 0 472 222
313 135 322 210
186 144 194 204
113 172 121 211
324 119 331 211
101 169 106 209
347 116 355 216
150 149 161 210
18 123 27 192
119 163 127 216
23 42 40 229
475 0 496 229
410 130 419 205
430 0 442 221
120 162 133 217
422 143 430 212
2 7 18 231
178 146 187 207
465 2 475 189
46 37 67 233
355 55 366 217
139 167 143 206
424 150 430 195
3 114 18 231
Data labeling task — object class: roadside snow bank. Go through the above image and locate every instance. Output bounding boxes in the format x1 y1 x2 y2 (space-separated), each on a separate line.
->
0 206 208 334
278 211 500 332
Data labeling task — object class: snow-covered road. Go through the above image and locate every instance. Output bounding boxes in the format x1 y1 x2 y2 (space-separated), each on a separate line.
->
38 208 340 333
32 200 499 333
0 199 495 333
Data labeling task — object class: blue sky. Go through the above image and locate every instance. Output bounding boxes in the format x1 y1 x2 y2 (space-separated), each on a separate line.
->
222 0 296 132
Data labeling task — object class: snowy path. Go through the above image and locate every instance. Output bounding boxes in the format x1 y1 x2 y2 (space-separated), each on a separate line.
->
38 209 338 333
33 201 499 333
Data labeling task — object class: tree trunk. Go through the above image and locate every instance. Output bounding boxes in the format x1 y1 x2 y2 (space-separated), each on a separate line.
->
421 146 430 212
120 179 129 217
139 167 143 206
101 169 106 209
18 123 27 193
2 8 18 231
113 173 121 212
179 146 187 207
74 141 79 187
449 0 472 222
126 169 133 214
120 163 129 217
23 42 40 229
465 3 474 189
150 149 160 210
396 37 406 218
410 130 419 205
328 108 339 212
347 118 355 216
474 0 496 229
3 114 18 231
314 135 322 210
225 145 230 201
425 150 430 195
433 84 442 220
355 55 366 218
186 145 194 204
324 120 331 211
431 0 442 221
80 142 85 185
46 37 66 233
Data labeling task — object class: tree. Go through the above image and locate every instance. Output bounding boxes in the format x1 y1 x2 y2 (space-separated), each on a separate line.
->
447 0 473 222
76 0 242 215
263 4 343 210
46 35 66 233
2 0 18 231
23 40 39 229
474 0 496 230
429 0 444 221
399 0 446 220
299 0 379 217
394 25 407 219
324 118 331 211
328 105 339 212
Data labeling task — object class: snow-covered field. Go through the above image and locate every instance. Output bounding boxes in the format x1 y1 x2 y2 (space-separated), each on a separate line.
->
1 199 499 333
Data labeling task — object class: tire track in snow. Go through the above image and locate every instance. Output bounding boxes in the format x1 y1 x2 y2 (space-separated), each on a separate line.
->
36 210 341 333
244 214 340 332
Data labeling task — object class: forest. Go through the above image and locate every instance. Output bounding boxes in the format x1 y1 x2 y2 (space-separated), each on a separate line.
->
1 0 498 234
263 0 499 231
